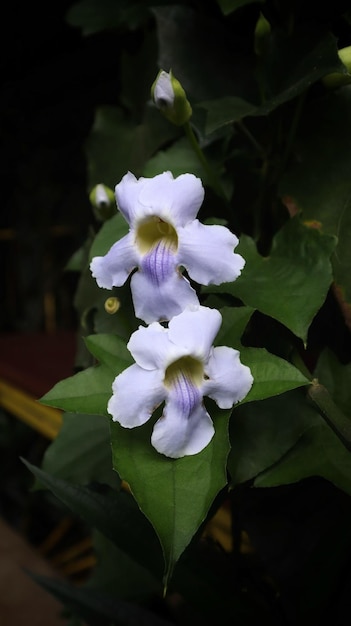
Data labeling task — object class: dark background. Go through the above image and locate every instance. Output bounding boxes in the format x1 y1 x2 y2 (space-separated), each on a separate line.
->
0 1 121 332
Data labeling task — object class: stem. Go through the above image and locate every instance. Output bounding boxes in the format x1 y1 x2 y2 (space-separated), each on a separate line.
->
235 120 265 156
183 121 229 205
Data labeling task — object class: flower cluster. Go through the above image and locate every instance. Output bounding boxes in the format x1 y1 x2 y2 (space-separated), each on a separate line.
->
90 171 253 458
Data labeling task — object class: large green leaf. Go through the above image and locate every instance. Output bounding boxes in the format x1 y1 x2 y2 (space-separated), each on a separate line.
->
228 389 316 485
23 460 164 581
85 105 178 190
214 306 310 401
40 413 119 489
229 386 351 495
240 347 310 403
200 30 345 132
110 401 231 587
40 334 133 415
314 348 351 416
280 86 351 305
66 0 152 35
204 217 336 342
254 418 351 496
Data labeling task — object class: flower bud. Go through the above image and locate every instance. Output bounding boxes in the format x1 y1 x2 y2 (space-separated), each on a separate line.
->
89 184 116 221
104 296 121 314
151 69 192 126
322 46 351 89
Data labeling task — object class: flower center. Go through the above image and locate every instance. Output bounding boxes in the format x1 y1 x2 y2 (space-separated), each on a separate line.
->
164 356 204 418
135 216 178 255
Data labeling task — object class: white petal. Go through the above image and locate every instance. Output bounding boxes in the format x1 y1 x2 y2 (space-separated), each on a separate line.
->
203 346 253 408
168 305 222 361
127 322 187 371
151 399 214 458
138 172 204 227
178 220 245 285
108 364 166 427
90 232 138 289
130 269 199 324
115 172 148 225
154 71 174 107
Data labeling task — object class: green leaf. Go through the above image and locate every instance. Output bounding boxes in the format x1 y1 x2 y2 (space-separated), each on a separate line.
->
204 217 336 342
240 347 310 404
85 105 178 190
40 413 119 489
142 136 211 182
26 571 172 626
23 460 164 581
40 334 133 415
228 389 317 485
88 213 129 261
216 0 264 15
214 305 255 348
200 31 346 132
86 532 160 602
210 305 309 402
110 401 231 586
66 0 151 35
314 348 351 416
254 417 351 497
198 97 257 134
280 87 351 305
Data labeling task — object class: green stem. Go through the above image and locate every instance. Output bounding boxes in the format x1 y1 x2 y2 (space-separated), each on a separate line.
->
183 121 229 205
308 379 351 452
235 120 265 156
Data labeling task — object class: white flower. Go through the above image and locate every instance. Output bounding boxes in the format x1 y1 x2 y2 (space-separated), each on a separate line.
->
90 171 245 324
108 305 253 458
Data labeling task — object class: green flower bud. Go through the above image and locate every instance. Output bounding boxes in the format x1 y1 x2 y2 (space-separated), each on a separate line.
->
151 69 192 126
322 46 351 90
89 184 116 221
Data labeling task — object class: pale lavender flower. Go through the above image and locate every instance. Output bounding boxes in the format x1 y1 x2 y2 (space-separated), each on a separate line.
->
90 171 245 324
108 305 253 458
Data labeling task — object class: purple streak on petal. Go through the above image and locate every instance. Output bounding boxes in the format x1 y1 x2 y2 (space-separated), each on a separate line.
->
140 240 176 286
171 372 201 419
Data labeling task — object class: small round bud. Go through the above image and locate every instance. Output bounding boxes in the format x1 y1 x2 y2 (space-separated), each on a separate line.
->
151 69 192 126
104 297 121 314
89 184 116 221
322 46 351 89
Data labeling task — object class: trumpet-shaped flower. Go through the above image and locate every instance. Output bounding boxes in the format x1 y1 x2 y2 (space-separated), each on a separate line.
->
90 171 245 324
108 305 253 458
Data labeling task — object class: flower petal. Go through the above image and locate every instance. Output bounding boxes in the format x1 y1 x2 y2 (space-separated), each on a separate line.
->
168 305 222 361
151 399 214 458
138 172 204 227
153 71 174 107
108 364 166 427
90 232 138 289
130 269 199 324
178 220 245 285
127 323 187 371
203 346 253 408
115 171 148 225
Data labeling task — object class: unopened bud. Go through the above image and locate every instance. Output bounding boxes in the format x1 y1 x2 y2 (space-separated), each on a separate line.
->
151 70 192 126
104 297 120 314
89 184 116 221
322 46 351 89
